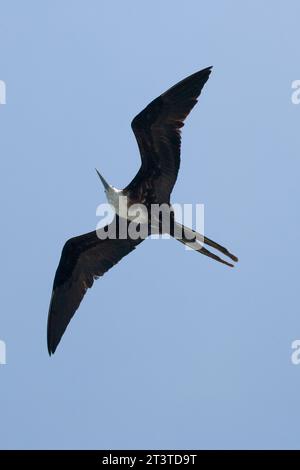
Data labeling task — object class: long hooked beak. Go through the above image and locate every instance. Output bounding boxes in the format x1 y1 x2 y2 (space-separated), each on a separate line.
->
95 168 110 192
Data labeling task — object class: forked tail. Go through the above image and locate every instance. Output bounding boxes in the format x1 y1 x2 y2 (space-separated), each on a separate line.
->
171 222 238 268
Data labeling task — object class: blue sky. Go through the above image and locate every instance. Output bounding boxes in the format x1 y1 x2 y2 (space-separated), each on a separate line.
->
0 0 300 449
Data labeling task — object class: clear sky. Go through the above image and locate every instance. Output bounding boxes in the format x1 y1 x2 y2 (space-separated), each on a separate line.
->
1 0 300 450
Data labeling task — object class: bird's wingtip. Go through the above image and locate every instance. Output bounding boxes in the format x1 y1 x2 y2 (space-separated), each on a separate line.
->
47 332 59 356
47 339 54 356
47 343 58 356
197 66 213 77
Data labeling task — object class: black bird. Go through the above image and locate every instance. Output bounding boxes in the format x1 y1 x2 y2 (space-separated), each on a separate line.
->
47 67 238 355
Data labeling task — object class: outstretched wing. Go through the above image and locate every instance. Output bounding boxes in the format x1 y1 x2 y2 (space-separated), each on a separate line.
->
126 67 212 203
47 216 143 355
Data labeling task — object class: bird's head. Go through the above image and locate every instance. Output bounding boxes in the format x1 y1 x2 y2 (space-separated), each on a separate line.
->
95 168 112 195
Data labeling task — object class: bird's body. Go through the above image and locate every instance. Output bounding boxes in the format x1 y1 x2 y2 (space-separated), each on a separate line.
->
47 67 238 355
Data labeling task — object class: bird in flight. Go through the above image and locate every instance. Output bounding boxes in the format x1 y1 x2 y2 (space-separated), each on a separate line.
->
47 67 238 355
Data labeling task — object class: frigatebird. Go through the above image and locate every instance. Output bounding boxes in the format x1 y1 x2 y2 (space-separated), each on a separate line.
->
47 67 238 355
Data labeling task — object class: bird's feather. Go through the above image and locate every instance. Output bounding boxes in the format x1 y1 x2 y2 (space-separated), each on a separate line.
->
47 216 143 354
126 67 212 203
